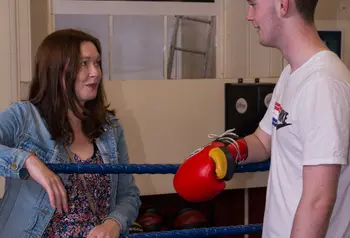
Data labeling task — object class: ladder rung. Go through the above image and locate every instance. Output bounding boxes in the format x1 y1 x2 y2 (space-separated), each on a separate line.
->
174 47 206 55
178 16 212 24
168 15 214 79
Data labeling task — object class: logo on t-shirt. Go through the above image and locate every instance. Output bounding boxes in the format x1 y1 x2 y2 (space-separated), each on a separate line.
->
272 102 292 130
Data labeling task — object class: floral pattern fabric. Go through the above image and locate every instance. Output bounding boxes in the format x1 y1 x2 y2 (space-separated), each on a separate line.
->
43 143 111 238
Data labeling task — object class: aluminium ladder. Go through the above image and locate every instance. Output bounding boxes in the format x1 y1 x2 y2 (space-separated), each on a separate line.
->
167 15 215 79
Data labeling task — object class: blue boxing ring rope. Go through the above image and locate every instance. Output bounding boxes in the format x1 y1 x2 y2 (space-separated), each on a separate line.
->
122 224 263 238
42 160 270 237
45 160 270 174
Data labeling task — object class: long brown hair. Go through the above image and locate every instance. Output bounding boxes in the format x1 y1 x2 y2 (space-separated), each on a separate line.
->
28 28 115 144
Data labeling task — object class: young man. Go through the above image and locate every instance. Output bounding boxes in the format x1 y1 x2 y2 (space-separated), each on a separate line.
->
174 0 350 237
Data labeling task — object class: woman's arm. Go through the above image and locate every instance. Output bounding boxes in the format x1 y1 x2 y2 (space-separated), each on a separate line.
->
103 123 141 234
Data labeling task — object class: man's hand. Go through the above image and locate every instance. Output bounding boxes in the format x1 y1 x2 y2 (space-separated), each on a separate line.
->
87 219 121 238
291 164 341 238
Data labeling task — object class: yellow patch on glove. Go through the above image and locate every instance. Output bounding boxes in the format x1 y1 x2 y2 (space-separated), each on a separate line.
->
209 147 228 179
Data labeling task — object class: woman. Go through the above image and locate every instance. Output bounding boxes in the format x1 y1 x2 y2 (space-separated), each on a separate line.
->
0 29 141 238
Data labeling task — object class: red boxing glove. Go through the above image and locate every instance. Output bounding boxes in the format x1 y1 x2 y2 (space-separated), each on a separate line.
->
173 129 248 203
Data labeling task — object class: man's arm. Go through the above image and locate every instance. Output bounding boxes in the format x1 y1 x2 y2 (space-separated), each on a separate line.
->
238 82 274 165
240 127 271 164
291 164 340 238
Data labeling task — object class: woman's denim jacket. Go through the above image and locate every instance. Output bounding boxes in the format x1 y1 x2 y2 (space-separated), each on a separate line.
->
0 101 141 237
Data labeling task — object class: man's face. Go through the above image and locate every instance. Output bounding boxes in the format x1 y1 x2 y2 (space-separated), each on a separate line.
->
246 0 282 48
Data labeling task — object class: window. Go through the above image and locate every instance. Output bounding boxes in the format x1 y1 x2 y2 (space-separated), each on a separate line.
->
52 0 221 80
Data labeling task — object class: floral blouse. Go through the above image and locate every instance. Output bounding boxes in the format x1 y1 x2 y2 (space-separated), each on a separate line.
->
43 143 111 238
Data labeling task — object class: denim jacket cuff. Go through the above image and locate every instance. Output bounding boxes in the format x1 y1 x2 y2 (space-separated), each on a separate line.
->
10 149 31 179
103 213 127 234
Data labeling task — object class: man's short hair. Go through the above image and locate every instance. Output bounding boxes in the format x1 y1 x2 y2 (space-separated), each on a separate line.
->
294 0 319 23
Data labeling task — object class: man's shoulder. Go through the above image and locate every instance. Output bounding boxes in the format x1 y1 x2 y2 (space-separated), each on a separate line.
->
296 51 350 90
306 64 350 89
309 51 349 77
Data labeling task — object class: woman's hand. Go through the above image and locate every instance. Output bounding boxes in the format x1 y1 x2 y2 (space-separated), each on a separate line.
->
24 155 68 214
87 219 121 238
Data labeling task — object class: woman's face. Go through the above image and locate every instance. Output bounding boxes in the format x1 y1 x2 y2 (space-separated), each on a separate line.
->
75 41 102 105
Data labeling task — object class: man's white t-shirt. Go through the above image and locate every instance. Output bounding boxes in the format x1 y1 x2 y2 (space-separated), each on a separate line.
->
260 50 350 238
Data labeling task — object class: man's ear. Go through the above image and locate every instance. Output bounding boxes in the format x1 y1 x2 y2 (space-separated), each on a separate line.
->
280 0 289 17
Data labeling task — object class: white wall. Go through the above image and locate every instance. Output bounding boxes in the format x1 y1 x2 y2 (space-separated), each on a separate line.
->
0 0 19 198
0 2 15 110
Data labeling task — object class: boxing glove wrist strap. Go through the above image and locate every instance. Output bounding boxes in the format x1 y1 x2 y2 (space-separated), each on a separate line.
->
208 128 248 163
206 129 248 181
